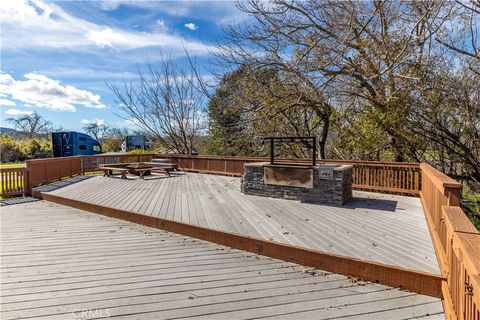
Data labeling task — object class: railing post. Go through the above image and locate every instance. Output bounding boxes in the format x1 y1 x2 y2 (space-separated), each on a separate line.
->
27 162 33 196
445 186 461 207
23 167 29 196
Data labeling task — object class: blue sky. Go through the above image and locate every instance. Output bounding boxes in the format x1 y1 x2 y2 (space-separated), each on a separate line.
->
0 0 248 132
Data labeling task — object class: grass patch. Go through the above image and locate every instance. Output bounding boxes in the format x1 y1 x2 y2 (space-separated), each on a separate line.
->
85 170 103 175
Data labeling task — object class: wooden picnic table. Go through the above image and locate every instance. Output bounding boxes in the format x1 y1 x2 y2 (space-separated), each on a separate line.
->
99 162 179 179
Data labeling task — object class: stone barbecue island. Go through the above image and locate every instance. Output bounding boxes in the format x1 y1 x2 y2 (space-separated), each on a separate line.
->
241 162 353 205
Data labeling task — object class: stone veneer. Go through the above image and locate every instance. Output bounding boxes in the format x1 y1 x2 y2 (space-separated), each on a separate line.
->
241 162 353 205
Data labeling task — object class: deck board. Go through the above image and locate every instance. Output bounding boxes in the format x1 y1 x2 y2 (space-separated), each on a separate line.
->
38 172 440 274
1 201 443 319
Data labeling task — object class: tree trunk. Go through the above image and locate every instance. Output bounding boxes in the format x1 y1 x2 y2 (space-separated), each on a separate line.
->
318 107 331 160
390 136 405 162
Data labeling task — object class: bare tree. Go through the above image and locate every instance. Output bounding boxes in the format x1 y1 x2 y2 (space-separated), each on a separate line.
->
216 2 335 159
205 65 324 157
435 0 480 74
411 65 480 182
101 126 129 152
6 112 52 139
216 0 454 161
82 120 110 144
109 54 206 154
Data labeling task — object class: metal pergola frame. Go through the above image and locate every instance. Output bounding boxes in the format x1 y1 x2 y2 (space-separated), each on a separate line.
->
259 136 317 166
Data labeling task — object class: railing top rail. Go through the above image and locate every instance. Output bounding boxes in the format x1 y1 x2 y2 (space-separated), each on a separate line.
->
82 153 157 158
0 167 27 172
25 156 83 164
454 232 480 274
420 163 461 190
23 154 157 164
21 153 421 168
155 154 421 167
443 206 479 234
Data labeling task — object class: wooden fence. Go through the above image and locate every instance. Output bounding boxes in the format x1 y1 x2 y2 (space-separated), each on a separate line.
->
26 157 83 189
156 154 422 195
420 163 480 320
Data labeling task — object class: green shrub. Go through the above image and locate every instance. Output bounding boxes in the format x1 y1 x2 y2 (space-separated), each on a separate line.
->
23 139 51 159
462 191 480 230
0 135 25 163
0 135 52 163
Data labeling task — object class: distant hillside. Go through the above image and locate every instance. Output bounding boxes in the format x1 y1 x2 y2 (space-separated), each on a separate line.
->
0 127 52 139
0 127 23 138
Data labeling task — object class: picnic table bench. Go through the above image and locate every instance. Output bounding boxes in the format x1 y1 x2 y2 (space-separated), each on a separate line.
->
140 162 178 178
99 166 130 179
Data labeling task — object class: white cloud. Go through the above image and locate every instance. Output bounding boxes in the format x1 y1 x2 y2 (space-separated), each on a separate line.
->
93 1 249 25
92 1 158 12
93 1 122 11
36 68 138 81
4 109 34 116
82 118 107 126
0 99 16 107
0 72 106 112
0 0 214 54
86 28 127 48
184 23 199 31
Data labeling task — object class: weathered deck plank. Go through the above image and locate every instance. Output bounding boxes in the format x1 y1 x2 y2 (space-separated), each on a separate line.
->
0 201 443 319
37 172 439 274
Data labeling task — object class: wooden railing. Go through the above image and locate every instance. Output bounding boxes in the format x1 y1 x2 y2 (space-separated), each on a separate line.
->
1 154 422 196
156 154 422 195
1 154 158 197
1 154 421 196
420 163 480 320
26 157 83 188
0 167 28 197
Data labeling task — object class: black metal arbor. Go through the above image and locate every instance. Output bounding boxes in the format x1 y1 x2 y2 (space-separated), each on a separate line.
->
259 136 317 166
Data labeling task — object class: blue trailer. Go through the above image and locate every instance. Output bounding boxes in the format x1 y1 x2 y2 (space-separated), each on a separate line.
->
52 132 102 157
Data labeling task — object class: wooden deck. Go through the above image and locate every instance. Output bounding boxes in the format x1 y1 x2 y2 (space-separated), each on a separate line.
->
37 172 440 275
0 201 444 319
